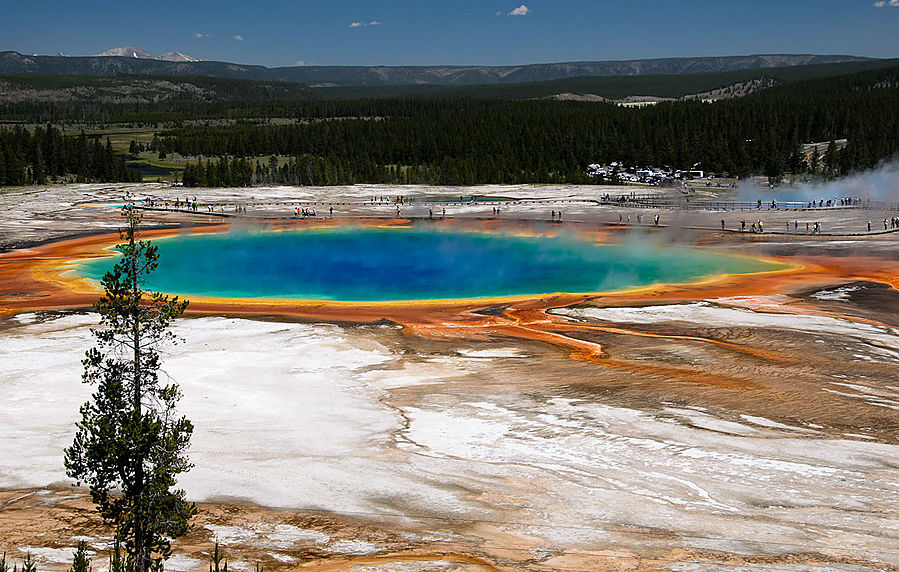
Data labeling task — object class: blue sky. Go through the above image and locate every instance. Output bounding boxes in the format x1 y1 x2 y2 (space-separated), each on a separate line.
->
2 1 898 67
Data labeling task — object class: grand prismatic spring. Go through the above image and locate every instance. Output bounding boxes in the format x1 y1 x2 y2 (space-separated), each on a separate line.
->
76 228 781 301
1 184 898 571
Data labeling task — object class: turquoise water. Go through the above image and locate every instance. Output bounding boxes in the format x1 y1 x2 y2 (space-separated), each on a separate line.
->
78 228 778 301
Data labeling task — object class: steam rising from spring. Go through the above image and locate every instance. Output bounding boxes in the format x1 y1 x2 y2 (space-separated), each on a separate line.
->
734 160 899 203
800 160 899 202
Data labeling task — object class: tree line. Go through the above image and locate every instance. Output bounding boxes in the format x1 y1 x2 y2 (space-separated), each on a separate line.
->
162 89 898 186
2 61 897 124
2 63 897 187
0 125 140 185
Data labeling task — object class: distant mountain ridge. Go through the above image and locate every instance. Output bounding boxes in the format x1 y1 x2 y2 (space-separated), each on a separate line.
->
3 61 897 106
0 51 874 86
93 46 199 62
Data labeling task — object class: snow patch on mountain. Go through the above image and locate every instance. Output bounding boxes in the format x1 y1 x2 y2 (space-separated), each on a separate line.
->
93 46 200 62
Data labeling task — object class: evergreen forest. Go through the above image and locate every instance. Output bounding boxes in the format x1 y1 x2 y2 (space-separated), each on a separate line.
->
0 63 897 187
0 125 140 185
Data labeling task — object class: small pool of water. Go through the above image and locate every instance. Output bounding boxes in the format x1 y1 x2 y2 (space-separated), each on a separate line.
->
77 228 780 301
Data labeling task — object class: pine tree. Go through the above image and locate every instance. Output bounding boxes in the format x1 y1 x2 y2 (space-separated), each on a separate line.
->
65 204 195 572
69 541 91 572
825 139 838 176
208 541 228 572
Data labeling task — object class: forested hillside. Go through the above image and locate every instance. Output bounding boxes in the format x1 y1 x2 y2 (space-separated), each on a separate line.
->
0 125 139 185
0 51 875 86
0 64 896 187
166 66 899 186
2 58 898 118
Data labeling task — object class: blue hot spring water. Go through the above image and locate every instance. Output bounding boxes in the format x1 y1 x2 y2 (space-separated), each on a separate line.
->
77 228 779 301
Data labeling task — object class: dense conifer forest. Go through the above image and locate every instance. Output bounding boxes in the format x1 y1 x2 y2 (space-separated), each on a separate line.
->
0 125 140 185
170 91 898 186
0 64 896 187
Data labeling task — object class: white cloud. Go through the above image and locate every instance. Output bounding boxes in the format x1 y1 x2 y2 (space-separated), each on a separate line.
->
193 32 210 39
233 35 244 41
874 0 899 6
294 60 306 66
349 20 380 28
508 4 529 16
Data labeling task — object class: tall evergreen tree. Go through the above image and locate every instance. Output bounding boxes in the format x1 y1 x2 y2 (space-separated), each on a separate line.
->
65 204 195 572
69 541 91 572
